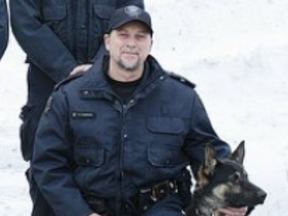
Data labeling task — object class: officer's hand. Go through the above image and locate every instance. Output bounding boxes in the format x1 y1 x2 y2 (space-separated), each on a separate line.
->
217 206 248 216
69 64 93 76
88 213 102 216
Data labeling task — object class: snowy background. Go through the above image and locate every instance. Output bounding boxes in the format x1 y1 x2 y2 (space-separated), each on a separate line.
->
1 0 288 215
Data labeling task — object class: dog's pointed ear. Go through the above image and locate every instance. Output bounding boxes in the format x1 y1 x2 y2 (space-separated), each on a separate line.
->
204 144 218 176
230 140 245 164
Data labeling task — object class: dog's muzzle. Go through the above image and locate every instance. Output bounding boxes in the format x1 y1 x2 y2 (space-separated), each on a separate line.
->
254 189 267 205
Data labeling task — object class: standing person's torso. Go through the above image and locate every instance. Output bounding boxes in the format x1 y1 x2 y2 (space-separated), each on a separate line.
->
40 0 117 63
0 0 8 60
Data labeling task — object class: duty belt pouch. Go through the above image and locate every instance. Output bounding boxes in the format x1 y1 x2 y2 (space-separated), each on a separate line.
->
83 194 108 214
132 180 179 215
152 180 178 200
176 173 192 207
178 180 192 207
19 104 44 161
137 189 155 214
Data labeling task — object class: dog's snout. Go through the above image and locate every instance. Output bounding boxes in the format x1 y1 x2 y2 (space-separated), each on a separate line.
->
256 190 267 203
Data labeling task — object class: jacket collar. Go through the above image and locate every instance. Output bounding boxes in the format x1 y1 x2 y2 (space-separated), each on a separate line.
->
79 55 167 93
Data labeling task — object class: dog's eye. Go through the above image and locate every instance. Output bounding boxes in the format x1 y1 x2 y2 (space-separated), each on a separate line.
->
231 173 241 183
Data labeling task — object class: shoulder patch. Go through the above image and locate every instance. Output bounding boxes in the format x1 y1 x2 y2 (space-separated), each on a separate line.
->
167 72 196 89
54 71 85 91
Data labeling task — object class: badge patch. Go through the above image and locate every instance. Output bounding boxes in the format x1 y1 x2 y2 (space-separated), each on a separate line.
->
71 112 96 119
124 5 142 17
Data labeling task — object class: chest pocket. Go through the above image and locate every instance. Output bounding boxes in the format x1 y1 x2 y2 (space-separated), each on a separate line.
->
93 5 115 33
74 139 105 167
148 144 186 167
42 6 67 21
42 6 67 38
147 117 185 134
147 117 187 167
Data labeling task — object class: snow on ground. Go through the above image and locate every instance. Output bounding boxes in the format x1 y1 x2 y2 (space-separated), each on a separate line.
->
1 0 288 215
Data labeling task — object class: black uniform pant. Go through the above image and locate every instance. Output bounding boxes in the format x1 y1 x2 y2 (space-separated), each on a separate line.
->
26 167 57 216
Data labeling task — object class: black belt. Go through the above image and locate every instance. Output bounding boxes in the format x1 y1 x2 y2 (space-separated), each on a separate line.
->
132 180 179 215
83 194 109 215
141 180 179 201
83 180 180 216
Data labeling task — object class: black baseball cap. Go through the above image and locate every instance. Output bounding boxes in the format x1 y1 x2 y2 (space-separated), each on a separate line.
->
107 5 153 35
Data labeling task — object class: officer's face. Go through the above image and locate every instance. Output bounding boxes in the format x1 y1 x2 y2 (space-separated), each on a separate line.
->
104 21 153 74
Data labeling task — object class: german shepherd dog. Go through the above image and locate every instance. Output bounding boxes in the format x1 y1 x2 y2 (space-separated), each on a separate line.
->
185 141 267 216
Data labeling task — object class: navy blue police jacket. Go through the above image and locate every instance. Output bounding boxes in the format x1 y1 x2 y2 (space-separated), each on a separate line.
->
0 0 8 60
33 55 231 216
9 0 144 161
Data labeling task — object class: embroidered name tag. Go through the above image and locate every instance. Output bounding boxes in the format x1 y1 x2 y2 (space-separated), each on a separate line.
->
71 112 96 119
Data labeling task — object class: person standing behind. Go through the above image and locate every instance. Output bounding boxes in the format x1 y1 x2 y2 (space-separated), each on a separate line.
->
9 1 144 216
33 6 248 216
0 0 8 60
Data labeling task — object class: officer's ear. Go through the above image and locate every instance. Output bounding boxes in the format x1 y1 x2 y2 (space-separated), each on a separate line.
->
150 38 153 52
104 33 111 51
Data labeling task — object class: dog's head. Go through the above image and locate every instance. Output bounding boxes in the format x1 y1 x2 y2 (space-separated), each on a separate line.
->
198 141 267 209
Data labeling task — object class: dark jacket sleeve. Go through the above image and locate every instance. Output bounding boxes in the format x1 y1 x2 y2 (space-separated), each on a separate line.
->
9 0 78 82
0 0 8 60
32 89 93 216
184 91 231 178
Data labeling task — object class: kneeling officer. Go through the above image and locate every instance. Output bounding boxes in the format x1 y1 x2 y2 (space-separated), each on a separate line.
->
33 5 248 216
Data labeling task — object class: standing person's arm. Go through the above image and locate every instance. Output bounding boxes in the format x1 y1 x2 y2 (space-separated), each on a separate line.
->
32 89 95 216
0 0 8 60
9 0 78 82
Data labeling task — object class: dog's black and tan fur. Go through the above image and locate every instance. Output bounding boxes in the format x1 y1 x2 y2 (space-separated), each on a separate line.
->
185 141 267 216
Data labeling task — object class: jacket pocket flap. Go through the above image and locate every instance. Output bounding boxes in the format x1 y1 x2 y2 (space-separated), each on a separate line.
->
43 6 67 21
147 117 184 134
93 5 115 19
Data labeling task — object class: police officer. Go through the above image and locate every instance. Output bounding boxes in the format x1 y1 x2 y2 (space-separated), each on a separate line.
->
33 6 248 216
9 1 144 216
0 0 8 60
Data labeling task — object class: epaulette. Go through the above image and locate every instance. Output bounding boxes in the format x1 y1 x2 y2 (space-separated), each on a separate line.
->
54 71 85 91
167 71 196 89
